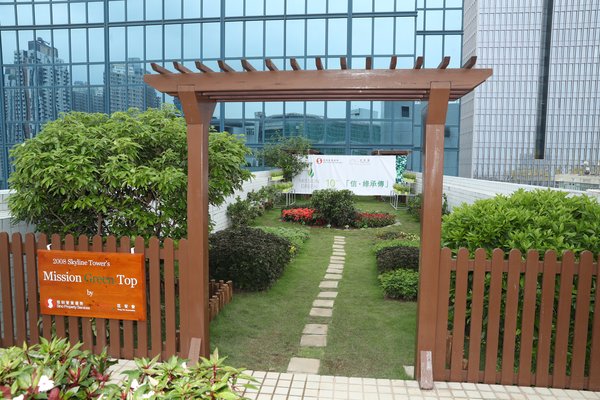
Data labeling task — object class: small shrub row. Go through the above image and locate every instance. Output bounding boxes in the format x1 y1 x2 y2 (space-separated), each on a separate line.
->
376 245 420 273
256 226 310 254
354 212 396 228
209 226 292 291
407 193 449 222
227 185 283 227
379 269 419 300
371 238 419 254
0 337 253 400
376 230 420 241
281 207 321 225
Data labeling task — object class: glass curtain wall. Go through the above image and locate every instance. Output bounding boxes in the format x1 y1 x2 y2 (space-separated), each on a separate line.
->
0 0 463 188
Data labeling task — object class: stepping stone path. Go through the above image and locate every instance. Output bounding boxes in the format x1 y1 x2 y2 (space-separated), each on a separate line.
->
287 235 346 375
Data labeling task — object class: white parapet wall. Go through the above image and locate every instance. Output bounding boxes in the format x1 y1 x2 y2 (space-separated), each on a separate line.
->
0 190 36 236
210 169 273 232
1 171 273 236
415 173 600 211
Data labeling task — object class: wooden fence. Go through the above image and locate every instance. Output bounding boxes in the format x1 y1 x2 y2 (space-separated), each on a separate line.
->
0 232 231 360
209 279 233 321
435 247 600 390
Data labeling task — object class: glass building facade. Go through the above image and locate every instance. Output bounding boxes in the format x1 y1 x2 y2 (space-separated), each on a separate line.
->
0 0 464 189
460 0 600 186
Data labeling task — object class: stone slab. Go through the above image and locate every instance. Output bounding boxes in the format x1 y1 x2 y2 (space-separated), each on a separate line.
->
324 273 342 280
326 268 343 274
301 334 327 347
313 299 335 308
303 324 329 335
287 357 320 374
333 236 346 239
319 281 338 289
330 256 345 261
318 291 338 299
403 365 415 378
310 307 333 317
332 252 346 256
329 261 344 266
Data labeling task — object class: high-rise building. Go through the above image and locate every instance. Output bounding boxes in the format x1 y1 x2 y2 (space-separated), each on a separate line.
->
460 0 600 186
0 0 464 189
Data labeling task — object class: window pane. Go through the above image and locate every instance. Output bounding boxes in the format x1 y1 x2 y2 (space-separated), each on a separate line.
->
203 23 221 59
396 17 415 54
90 65 104 85
424 35 442 67
425 10 443 30
88 29 104 62
246 0 264 16
374 17 393 54
165 24 182 59
353 0 372 12
374 0 394 12
328 0 348 13
146 0 162 20
52 30 70 63
352 18 372 55
445 9 462 30
285 20 304 57
145 25 162 60
328 19 347 55
265 20 284 57
245 21 264 57
306 19 325 56
71 29 87 62
307 0 325 14
88 2 104 23
70 2 86 24
109 28 126 61
444 35 461 67
203 0 221 17
0 5 15 26
127 26 144 59
327 101 346 118
183 24 201 59
109 1 125 22
265 0 284 15
183 0 201 18
52 3 68 24
225 22 243 58
17 4 33 25
225 0 243 17
34 4 50 25
165 0 182 19
286 0 304 14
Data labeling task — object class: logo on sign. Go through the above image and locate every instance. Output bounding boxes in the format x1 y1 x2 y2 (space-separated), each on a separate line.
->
316 158 323 164
47 299 54 309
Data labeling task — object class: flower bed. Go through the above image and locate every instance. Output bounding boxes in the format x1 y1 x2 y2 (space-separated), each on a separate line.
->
281 208 395 228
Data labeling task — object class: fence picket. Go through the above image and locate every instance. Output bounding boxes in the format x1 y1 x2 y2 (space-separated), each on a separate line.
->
484 249 504 384
517 250 539 386
149 237 162 358
570 251 594 389
553 251 575 388
92 235 107 354
37 234 52 341
178 239 190 358
163 238 177 358
500 249 522 385
118 237 135 359
450 248 469 380
589 259 600 391
25 233 39 344
77 235 94 351
64 235 80 346
134 236 147 358
50 234 67 339
535 250 558 387
0 232 14 347
106 236 121 359
11 233 27 346
467 249 486 382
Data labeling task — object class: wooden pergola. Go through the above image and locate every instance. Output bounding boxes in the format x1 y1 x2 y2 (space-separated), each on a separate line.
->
144 56 491 384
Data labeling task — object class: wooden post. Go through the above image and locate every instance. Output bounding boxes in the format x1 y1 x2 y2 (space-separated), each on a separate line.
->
415 82 451 386
177 85 216 358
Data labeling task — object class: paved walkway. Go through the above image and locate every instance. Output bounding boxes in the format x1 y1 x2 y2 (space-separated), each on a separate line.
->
108 361 600 399
287 235 346 374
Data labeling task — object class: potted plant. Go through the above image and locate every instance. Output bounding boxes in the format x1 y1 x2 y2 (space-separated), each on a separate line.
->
393 183 410 195
402 171 416 183
270 170 284 181
274 181 294 193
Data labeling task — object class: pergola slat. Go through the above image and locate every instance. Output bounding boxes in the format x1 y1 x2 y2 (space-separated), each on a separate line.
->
265 58 279 71
462 56 478 69
241 59 257 72
389 56 397 70
315 57 324 70
340 57 348 70
173 62 192 74
195 61 214 73
290 58 301 70
218 60 235 72
366 57 373 70
414 56 424 69
438 56 451 69
150 63 172 75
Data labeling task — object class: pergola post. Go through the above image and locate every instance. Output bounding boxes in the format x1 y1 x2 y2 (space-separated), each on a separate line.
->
177 85 216 358
415 82 451 386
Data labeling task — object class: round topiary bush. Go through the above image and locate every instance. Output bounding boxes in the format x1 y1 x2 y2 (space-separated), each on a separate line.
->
442 189 600 256
375 245 420 273
310 189 357 227
209 227 292 291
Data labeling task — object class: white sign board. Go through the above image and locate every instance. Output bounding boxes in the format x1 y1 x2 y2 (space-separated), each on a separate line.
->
292 155 396 195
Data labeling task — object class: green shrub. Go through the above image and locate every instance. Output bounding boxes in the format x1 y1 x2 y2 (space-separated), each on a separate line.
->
226 196 263 227
247 185 282 210
255 226 309 254
442 189 600 257
407 193 449 222
393 183 410 193
310 189 357 227
378 269 419 300
402 171 416 182
376 230 420 241
0 337 254 399
376 245 420 273
372 238 419 254
354 212 396 228
209 227 292 291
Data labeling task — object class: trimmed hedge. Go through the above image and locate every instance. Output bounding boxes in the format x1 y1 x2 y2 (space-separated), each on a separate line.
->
379 269 419 300
371 239 419 254
255 226 310 254
209 227 292 291
375 245 420 273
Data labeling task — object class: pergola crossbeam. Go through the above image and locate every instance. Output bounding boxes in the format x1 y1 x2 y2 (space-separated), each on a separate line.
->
241 59 257 72
414 56 424 69
218 60 235 72
290 58 301 70
195 61 214 73
462 56 478 69
173 62 192 74
265 58 279 71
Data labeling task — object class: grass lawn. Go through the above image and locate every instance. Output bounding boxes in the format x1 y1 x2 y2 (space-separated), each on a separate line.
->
210 196 420 378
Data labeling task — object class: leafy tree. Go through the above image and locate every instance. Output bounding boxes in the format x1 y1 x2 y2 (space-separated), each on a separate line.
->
259 135 311 181
8 107 252 239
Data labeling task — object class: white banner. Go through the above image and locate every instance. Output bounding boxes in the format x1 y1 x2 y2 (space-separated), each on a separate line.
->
292 155 396 195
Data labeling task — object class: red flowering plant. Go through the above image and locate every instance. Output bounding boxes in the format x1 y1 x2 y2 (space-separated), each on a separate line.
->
354 212 396 228
281 208 325 225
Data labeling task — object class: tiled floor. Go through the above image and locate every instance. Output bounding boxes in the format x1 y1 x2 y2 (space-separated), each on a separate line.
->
107 363 600 399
